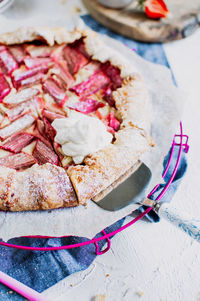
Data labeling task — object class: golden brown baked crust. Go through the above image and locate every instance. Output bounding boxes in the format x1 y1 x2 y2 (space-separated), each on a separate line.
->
0 164 78 211
0 26 152 211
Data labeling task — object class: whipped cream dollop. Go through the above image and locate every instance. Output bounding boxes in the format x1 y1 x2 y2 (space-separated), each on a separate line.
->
52 111 113 164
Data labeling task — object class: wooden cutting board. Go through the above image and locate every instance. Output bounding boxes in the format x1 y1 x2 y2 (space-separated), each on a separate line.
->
83 0 200 42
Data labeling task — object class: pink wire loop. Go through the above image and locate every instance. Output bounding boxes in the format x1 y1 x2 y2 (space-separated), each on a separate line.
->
0 122 189 253
94 230 111 255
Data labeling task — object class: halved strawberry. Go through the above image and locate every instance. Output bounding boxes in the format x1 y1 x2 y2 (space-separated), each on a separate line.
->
33 139 58 165
63 45 89 75
0 152 36 169
143 0 169 19
24 57 53 69
42 109 65 123
107 111 120 132
0 49 18 75
3 87 39 107
0 73 11 101
71 70 110 98
101 62 122 90
69 99 105 114
42 78 68 107
9 45 27 63
0 114 35 140
1 132 34 153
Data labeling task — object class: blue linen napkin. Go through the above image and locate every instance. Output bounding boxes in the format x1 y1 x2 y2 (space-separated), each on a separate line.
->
0 15 187 300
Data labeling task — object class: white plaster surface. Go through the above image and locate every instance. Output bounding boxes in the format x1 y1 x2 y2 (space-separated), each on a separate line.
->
1 1 200 300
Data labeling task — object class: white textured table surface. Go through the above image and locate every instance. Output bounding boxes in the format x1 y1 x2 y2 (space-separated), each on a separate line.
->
3 1 200 300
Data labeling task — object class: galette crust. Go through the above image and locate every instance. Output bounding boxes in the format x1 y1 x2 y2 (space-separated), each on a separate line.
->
0 26 153 211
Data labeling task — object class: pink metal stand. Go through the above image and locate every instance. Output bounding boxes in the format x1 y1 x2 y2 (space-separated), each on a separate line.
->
0 122 189 253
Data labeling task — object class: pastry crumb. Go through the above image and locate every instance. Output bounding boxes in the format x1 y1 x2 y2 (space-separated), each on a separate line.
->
92 294 106 301
136 290 144 297
106 273 110 277
9 290 13 294
60 0 67 4
128 121 134 127
74 6 82 14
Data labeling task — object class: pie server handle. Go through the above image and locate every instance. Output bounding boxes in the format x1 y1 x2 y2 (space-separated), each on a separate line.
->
145 200 200 243
0 271 50 301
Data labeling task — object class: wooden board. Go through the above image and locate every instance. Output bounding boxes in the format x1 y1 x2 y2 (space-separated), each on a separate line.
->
83 0 200 43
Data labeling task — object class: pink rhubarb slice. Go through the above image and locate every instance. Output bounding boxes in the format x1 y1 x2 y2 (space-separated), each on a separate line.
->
107 111 120 132
1 132 34 153
101 62 122 89
0 152 36 169
75 41 90 59
103 86 115 107
43 117 56 142
9 46 27 63
17 72 45 88
50 63 74 88
69 99 105 114
3 87 39 107
0 49 18 75
71 70 110 98
63 45 89 75
0 114 35 140
6 97 41 121
24 57 53 69
33 139 58 165
12 65 49 88
24 44 54 58
42 109 65 123
32 126 53 150
0 73 11 101
42 78 68 107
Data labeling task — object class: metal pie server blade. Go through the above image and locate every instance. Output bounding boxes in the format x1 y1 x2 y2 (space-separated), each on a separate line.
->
92 163 152 211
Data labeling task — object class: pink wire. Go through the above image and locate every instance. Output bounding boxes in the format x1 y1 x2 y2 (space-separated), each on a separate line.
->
0 208 152 251
147 122 183 199
0 122 185 252
156 122 183 201
0 271 49 301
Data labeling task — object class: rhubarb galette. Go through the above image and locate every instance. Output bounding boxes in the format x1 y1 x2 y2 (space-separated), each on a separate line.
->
0 27 152 211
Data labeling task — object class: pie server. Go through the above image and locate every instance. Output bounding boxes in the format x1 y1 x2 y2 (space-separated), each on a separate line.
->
92 163 200 243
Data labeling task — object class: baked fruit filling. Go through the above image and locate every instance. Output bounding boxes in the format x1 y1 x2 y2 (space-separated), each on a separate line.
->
0 39 122 171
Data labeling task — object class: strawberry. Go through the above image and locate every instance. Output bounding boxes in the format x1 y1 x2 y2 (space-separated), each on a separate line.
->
140 0 169 19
